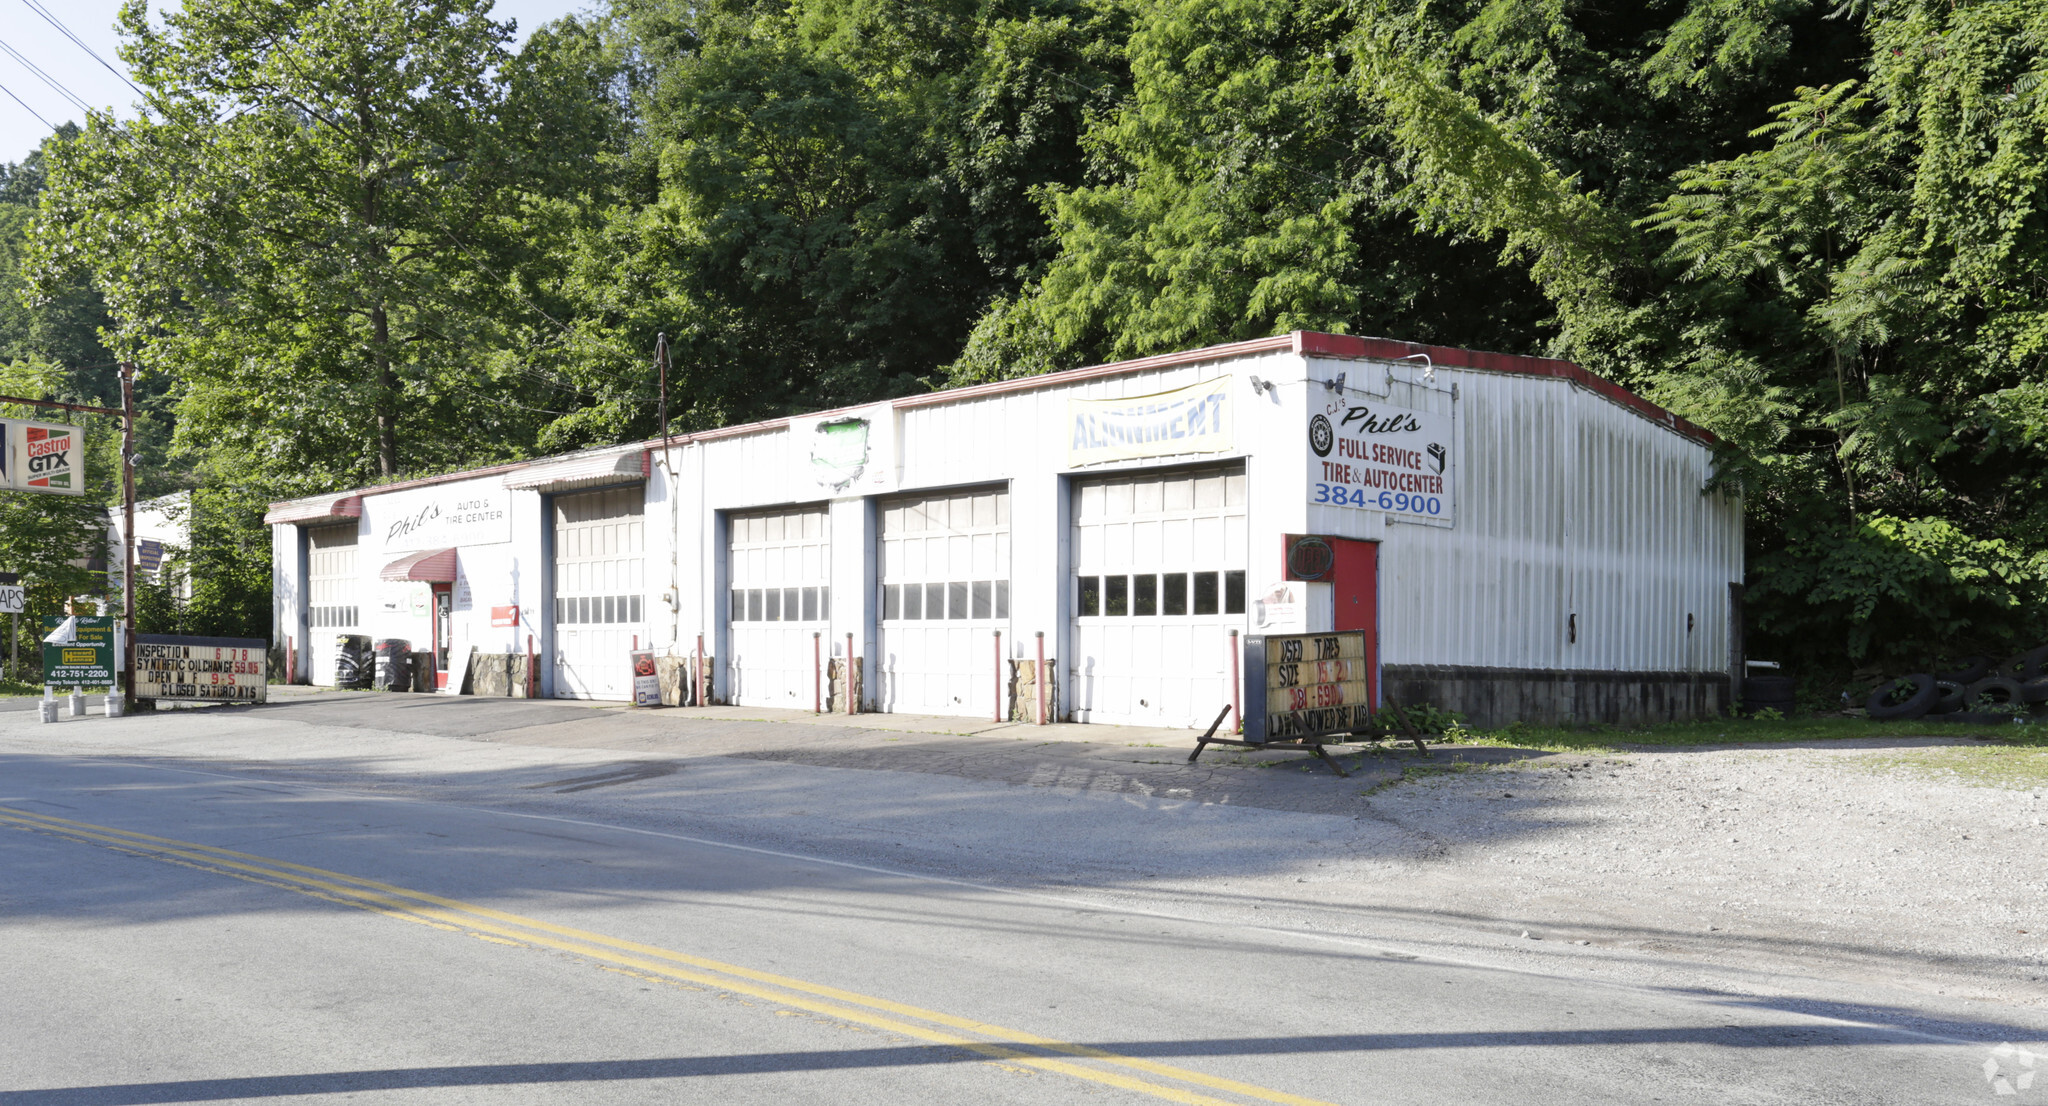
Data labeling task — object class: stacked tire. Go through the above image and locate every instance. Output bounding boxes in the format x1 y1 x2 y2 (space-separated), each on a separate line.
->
1864 645 2048 722
1742 675 1797 716
1867 674 1938 720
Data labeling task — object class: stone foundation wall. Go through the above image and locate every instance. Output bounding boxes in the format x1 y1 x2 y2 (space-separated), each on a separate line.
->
1381 665 1730 727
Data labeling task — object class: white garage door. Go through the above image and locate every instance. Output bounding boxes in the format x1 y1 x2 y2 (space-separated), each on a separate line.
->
727 505 830 708
878 487 1009 717
305 524 360 686
1071 465 1247 727
552 486 645 700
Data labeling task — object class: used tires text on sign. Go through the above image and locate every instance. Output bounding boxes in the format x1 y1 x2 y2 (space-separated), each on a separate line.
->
1241 630 1373 742
135 635 268 703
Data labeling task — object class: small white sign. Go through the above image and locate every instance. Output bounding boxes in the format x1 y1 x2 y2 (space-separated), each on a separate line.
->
1253 582 1304 632
373 485 514 552
0 583 22 614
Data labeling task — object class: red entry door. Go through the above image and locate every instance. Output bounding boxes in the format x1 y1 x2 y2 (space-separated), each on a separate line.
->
431 584 453 690
1330 539 1379 708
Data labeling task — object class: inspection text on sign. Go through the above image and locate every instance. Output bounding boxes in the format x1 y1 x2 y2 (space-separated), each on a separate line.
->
135 642 267 702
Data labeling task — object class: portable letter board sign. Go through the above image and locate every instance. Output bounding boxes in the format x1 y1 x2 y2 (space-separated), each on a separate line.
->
1188 630 1388 777
134 635 268 702
1241 631 1373 742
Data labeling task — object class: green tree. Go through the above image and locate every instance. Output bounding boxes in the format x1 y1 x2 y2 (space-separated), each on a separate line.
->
31 0 622 487
0 361 121 674
554 0 1127 443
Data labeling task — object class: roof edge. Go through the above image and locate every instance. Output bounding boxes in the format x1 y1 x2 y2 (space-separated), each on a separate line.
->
269 331 1715 516
1296 333 1717 447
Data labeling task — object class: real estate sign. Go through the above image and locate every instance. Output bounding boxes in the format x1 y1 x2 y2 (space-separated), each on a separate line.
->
42 615 114 687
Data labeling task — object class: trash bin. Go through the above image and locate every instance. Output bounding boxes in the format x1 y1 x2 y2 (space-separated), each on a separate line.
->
373 639 413 691
333 634 372 690
408 650 437 693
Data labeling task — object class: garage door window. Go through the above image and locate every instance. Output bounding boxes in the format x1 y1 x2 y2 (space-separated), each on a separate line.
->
1077 571 1243 618
731 585 829 623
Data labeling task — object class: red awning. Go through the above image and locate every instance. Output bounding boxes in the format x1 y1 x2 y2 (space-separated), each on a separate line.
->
502 448 648 493
380 548 458 583
263 493 364 526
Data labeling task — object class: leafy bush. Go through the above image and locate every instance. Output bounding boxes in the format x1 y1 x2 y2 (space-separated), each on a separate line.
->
1748 515 2048 674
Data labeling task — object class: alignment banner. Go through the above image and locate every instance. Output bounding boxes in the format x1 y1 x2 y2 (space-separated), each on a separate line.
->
1066 378 1232 467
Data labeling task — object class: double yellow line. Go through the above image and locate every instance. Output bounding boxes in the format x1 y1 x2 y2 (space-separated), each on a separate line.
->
0 804 1339 1106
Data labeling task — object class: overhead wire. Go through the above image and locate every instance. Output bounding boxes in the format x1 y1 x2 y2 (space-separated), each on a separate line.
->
18 0 148 102
15 0 653 408
0 37 91 115
0 78 53 130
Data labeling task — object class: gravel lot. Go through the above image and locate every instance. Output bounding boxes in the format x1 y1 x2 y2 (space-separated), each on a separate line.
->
1245 739 2048 1019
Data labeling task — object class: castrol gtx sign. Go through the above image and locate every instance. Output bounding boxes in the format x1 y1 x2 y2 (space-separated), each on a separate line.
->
0 419 84 496
1307 396 1453 523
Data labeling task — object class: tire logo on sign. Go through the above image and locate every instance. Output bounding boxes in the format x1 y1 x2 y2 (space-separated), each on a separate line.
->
1309 414 1334 457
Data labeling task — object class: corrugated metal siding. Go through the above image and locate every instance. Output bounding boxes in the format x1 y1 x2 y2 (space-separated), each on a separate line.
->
1377 370 1740 674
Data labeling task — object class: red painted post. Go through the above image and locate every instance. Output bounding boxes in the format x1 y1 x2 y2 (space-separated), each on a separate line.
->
1229 628 1242 733
1034 631 1047 726
993 630 1002 723
845 632 856 715
813 631 822 714
287 635 296 686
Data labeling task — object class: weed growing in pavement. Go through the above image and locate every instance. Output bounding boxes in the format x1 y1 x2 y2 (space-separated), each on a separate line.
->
1362 759 1485 795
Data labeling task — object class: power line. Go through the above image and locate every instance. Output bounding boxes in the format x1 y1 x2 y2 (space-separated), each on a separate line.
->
17 0 146 102
16 1 655 408
0 37 91 114
0 78 53 130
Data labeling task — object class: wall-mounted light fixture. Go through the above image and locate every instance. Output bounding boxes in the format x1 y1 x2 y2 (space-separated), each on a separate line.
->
1321 372 1346 394
1247 375 1276 397
1394 353 1435 383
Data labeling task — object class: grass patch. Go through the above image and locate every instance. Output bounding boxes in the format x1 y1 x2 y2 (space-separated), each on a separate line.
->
1439 715 2048 754
0 676 65 697
1858 744 2048 790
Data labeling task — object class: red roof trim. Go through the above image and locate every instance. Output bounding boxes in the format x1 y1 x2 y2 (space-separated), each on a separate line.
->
1295 333 1717 447
261 493 364 526
269 331 1713 518
890 334 1298 410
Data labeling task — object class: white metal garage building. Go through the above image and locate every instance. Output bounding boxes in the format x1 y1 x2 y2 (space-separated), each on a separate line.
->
268 332 1744 727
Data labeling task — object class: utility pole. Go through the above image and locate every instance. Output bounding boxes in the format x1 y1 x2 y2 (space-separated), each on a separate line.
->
0 388 133 705
121 362 137 710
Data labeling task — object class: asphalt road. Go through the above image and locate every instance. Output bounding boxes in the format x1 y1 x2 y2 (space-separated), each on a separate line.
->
0 705 2018 1104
